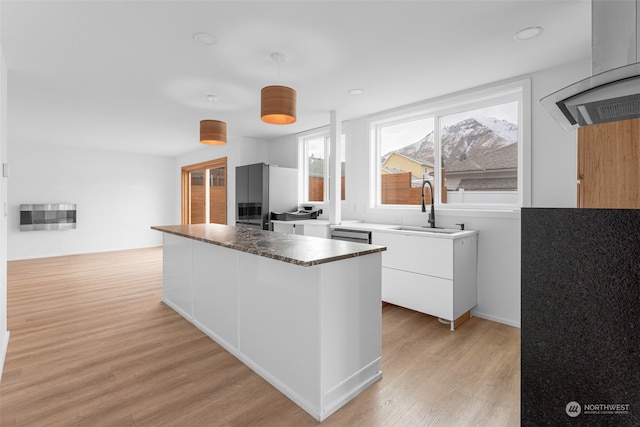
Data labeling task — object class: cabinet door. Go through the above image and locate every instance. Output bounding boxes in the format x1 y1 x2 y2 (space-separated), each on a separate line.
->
248 163 267 204
304 224 329 238
192 240 238 349
162 234 193 317
578 118 640 207
273 222 294 234
382 268 453 319
236 165 249 204
372 232 453 280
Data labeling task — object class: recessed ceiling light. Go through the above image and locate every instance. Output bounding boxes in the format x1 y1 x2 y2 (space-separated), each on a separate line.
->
513 26 543 41
193 32 218 46
349 89 364 95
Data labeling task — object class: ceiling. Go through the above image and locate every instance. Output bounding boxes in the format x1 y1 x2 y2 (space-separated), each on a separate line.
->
0 0 591 157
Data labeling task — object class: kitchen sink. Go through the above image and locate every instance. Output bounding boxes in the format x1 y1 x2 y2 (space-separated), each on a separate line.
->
391 226 461 234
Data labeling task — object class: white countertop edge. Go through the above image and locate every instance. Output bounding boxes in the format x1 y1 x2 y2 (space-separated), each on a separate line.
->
328 222 477 239
271 219 361 226
269 219 476 238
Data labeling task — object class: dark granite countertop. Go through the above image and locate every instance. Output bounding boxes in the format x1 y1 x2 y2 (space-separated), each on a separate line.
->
151 224 386 267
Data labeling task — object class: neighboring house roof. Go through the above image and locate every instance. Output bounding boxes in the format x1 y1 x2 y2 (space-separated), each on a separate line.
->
446 143 516 173
383 151 434 168
457 177 517 191
381 166 405 174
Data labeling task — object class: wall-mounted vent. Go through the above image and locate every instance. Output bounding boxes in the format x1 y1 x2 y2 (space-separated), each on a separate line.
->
541 0 640 130
598 98 640 120
20 204 77 231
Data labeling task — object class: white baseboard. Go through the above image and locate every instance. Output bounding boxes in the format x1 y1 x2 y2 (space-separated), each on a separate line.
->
320 360 383 421
162 296 382 422
161 297 192 321
236 352 382 422
0 330 10 382
161 298 239 356
472 310 521 328
190 318 238 357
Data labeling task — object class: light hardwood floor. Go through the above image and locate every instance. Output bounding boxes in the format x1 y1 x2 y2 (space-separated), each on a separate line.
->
1 247 520 426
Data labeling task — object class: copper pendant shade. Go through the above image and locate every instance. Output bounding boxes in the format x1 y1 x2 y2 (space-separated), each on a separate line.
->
261 85 297 125
200 95 227 145
200 119 227 145
260 52 297 125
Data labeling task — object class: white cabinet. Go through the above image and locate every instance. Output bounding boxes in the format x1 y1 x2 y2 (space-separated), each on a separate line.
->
158 229 383 421
374 232 453 279
372 231 477 330
272 221 329 238
272 222 300 234
162 234 239 351
272 222 305 235
162 232 193 316
302 223 330 238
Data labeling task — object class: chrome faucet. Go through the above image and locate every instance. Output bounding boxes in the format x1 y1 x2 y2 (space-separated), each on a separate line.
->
421 178 436 228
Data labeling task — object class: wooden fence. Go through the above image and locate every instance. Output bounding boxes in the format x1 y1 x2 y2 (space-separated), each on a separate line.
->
308 172 444 205
308 177 345 202
381 172 446 205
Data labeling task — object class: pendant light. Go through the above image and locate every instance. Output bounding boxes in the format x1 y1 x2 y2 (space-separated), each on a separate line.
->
261 52 297 125
200 95 227 145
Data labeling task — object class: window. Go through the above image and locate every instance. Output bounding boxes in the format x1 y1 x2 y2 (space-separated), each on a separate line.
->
378 116 435 205
300 130 346 203
181 157 227 224
439 101 519 205
372 81 527 209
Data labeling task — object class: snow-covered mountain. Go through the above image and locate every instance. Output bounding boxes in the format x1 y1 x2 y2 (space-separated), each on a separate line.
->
382 117 517 166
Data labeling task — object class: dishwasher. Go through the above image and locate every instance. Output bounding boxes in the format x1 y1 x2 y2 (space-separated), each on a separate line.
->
330 228 372 244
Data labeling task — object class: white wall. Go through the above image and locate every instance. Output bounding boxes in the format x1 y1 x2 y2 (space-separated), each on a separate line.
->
0 13 10 380
6 133 270 261
267 58 591 328
269 136 298 168
531 58 590 206
8 143 175 260
174 136 270 225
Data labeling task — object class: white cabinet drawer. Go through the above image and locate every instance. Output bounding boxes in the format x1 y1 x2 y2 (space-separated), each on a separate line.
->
373 231 453 279
381 268 453 320
304 224 330 238
273 222 294 234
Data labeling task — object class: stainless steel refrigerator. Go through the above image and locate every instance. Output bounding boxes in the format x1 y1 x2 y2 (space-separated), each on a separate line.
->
235 163 297 230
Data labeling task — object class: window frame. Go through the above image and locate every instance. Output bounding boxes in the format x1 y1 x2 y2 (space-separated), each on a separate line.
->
181 156 228 225
298 128 346 205
370 79 530 212
299 129 329 204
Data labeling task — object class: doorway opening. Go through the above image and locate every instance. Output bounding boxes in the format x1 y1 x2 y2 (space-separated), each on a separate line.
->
181 157 227 224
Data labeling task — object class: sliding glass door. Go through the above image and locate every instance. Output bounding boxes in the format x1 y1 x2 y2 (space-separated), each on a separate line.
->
189 171 205 223
182 157 227 225
208 164 226 224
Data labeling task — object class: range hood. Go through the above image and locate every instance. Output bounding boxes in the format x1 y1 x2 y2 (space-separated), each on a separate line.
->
541 0 640 130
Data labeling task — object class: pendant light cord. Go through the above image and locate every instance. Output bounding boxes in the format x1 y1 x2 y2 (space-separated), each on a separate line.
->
271 52 285 82
207 94 217 119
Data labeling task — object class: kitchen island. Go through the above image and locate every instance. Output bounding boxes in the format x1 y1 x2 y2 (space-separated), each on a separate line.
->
151 224 386 421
